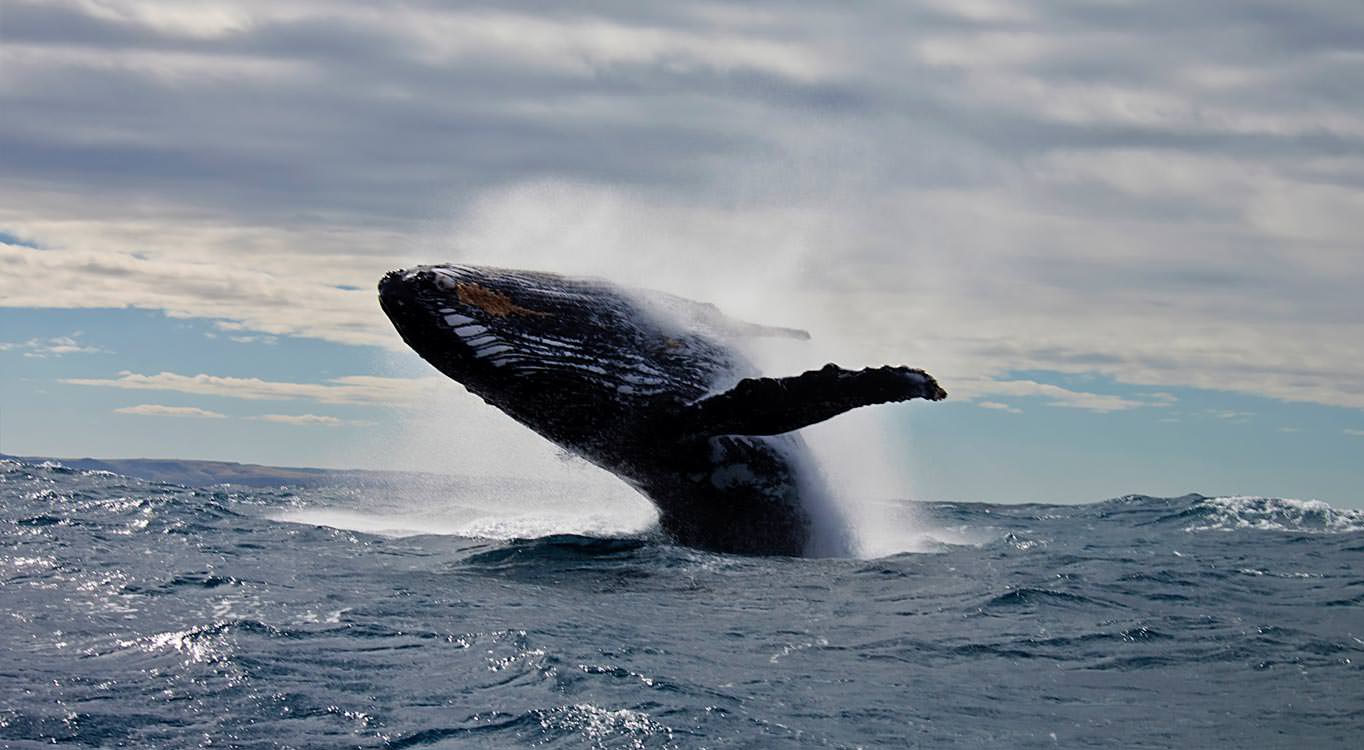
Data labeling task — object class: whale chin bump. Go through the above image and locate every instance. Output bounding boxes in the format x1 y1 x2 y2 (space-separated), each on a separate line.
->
377 263 947 556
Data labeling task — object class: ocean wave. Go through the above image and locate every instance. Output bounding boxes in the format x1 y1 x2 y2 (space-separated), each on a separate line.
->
384 703 673 749
1185 495 1364 534
5 461 1363 748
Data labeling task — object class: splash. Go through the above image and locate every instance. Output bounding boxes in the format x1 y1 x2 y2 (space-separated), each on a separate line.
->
312 437 658 542
270 506 652 541
800 410 936 557
742 336 938 558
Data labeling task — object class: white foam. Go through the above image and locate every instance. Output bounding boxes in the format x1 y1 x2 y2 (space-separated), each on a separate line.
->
1187 495 1364 533
268 508 481 537
269 505 654 540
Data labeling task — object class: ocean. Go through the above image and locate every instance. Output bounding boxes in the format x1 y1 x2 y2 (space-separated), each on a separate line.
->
2 458 1360 748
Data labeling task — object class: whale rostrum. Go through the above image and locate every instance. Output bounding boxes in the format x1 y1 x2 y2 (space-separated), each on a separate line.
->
378 264 946 556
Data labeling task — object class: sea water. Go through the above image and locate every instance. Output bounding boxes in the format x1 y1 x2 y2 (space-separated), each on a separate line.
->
2 459 1360 748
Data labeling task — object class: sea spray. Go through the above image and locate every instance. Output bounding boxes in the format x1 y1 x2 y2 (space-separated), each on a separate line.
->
350 361 657 538
367 180 938 555
744 337 934 557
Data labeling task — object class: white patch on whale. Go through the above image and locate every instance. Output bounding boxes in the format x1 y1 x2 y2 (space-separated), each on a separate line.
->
473 344 513 358
521 334 583 351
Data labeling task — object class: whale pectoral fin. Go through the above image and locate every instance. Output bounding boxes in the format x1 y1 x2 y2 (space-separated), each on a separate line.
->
681 364 948 437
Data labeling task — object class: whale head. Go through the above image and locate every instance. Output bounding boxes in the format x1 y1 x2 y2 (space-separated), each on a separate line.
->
379 264 733 424
379 265 586 388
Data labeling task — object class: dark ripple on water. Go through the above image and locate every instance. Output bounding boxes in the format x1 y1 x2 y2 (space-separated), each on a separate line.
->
2 460 1362 748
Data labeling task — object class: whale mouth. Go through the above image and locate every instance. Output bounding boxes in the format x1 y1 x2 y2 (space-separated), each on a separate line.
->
380 265 576 379
378 266 471 319
376 268 423 335
380 267 500 361
379 268 406 292
379 267 444 305
377 268 421 315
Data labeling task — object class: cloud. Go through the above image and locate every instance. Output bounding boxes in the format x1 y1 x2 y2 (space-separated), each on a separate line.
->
249 413 363 427
64 371 443 405
977 401 1022 414
1 242 397 349
1 333 105 358
228 335 278 345
1346 429 1364 437
113 403 226 418
2 0 1362 418
950 378 1147 413
27 335 103 357
112 402 372 426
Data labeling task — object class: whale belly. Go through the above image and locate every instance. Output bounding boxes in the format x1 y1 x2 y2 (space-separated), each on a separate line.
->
634 435 830 556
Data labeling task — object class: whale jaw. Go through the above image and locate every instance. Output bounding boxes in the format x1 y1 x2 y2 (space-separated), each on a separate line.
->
379 266 565 386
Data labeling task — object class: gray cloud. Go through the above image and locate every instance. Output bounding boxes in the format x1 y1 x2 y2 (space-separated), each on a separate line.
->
2 0 1362 413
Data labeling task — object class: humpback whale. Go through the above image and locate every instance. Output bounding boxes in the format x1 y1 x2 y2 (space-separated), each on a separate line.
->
378 265 946 556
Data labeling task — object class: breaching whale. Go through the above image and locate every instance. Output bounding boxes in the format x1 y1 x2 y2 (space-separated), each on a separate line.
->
378 265 946 556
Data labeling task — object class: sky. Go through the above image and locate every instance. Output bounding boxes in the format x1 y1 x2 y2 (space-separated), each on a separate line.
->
1 0 1361 507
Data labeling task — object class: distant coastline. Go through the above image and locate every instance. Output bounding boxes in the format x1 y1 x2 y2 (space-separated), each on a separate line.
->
0 454 602 495
0 453 415 488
